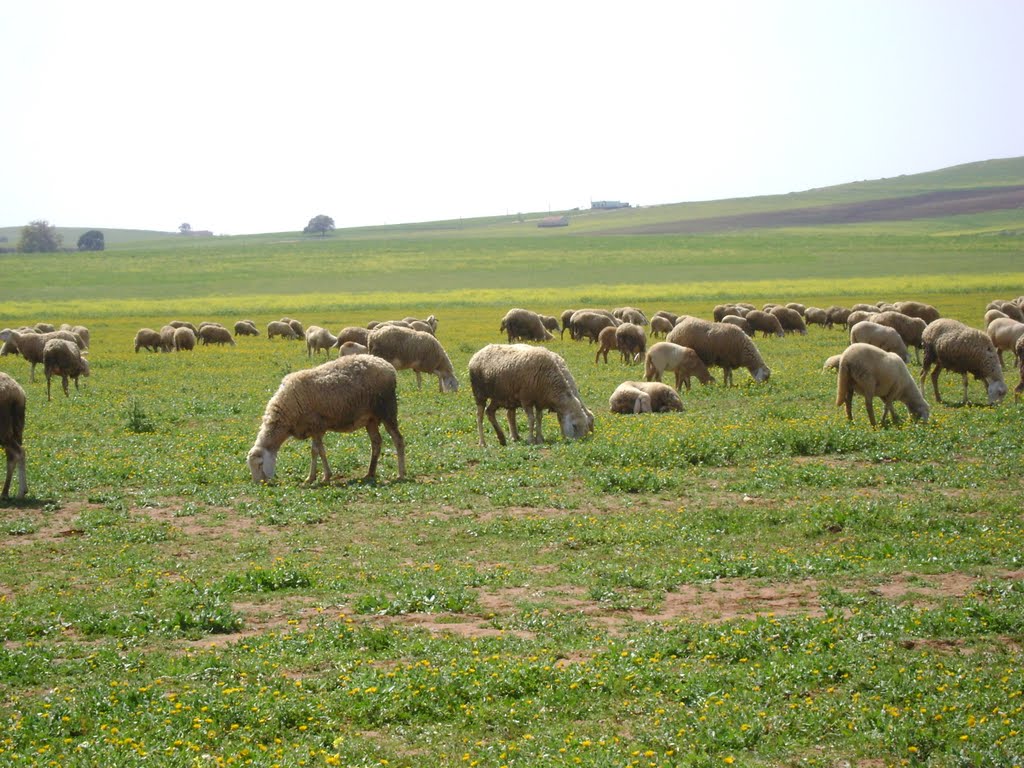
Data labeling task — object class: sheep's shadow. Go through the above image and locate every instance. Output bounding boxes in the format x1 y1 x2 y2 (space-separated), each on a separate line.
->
0 496 60 510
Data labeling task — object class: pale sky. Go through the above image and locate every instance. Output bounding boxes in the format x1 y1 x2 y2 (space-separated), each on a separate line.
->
3 0 1022 235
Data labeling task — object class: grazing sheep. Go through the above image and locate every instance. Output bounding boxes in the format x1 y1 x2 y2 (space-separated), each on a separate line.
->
986 317 1024 367
823 354 842 372
870 311 927 363
988 300 1024 322
920 318 1007 405
785 302 806 316
173 326 197 351
850 320 910 363
613 307 648 326
234 320 260 336
644 341 715 391
247 354 406 485
650 315 674 338
500 308 554 343
894 301 940 325
713 304 737 322
615 322 646 363
402 315 439 334
609 381 683 414
0 372 27 500
267 320 299 340
569 311 617 343
198 325 236 346
744 310 785 338
1 329 85 380
42 338 90 401
845 310 873 330
168 320 199 334
367 324 459 392
836 343 930 426
34 323 56 334
60 324 91 349
804 307 829 328
595 326 617 364
305 326 339 357
851 303 877 313
653 310 679 325
559 309 576 339
280 318 304 336
133 328 163 353
984 308 1009 326
826 306 852 329
538 314 560 335
333 326 371 349
720 315 754 337
666 317 770 386
338 341 368 356
770 306 807 335
468 344 592 446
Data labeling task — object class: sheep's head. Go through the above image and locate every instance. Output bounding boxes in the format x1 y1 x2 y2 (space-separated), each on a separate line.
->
440 373 460 393
987 379 1008 405
752 366 771 383
907 399 930 422
560 400 592 439
247 445 278 482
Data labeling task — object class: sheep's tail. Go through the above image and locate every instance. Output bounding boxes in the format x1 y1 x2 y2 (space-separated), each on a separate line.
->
1 396 25 449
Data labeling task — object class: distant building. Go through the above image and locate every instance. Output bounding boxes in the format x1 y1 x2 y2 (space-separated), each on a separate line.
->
591 200 630 210
537 215 570 228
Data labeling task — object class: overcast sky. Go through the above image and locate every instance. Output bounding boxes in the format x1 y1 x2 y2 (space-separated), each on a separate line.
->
3 1 1022 235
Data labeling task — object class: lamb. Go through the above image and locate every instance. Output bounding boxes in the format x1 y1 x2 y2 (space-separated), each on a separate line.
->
920 318 1007 405
720 315 754 337
305 326 339 357
666 317 770 386
267 320 299 340
870 311 927 363
650 315 674 338
569 311 617 343
367 323 459 392
234 320 260 336
595 326 617 364
1 329 86 380
893 301 940 325
468 343 592 446
500 308 554 343
770 306 807 335
247 354 406 485
744 310 784 338
42 338 90 401
986 317 1024 367
644 341 715 391
198 325 236 346
609 381 683 414
849 320 910 363
0 372 27 499
173 326 197 351
836 343 930 426
614 322 646 363
333 326 371 349
338 341 368 356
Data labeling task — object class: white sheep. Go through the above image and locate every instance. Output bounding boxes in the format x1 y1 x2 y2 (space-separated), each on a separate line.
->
174 326 197 351
666 317 770 386
893 301 940 325
1 329 86 380
198 325 236 346
609 381 683 414
367 324 459 392
849 320 910 363
744 310 785 338
986 317 1024 368
569 310 618 342
615 323 647 363
133 328 163 353
0 372 27 499
281 317 304 336
804 307 829 328
836 343 930 426
334 327 371 349
234 320 260 336
42 338 90 401
595 326 618 364
305 326 339 357
649 315 674 338
920 318 1007 405
468 344 592 446
60 324 91 349
644 341 716 391
870 310 927 363
267 320 299 340
247 354 406 484
720 315 754 337
338 341 368 356
822 354 842 372
500 308 554 343
770 306 807 335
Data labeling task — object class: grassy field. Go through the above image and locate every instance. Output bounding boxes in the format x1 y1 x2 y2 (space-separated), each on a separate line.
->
1 163 1024 767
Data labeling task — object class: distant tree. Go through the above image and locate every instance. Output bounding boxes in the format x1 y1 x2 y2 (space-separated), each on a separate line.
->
77 230 105 252
304 214 335 237
179 222 192 234
17 220 63 253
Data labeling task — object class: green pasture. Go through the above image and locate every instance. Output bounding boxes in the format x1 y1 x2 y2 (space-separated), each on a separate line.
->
1 170 1024 766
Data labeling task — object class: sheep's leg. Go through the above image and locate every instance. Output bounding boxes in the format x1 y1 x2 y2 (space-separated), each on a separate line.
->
475 403 488 447
864 397 877 427
30 362 36 383
930 366 944 403
414 371 423 389
62 375 70 398
506 409 521 442
306 436 328 484
364 422 383 481
523 406 539 444
533 408 545 443
723 367 733 387
843 391 854 421
484 403 507 446
2 451 13 500
960 372 970 405
46 376 52 402
382 419 406 479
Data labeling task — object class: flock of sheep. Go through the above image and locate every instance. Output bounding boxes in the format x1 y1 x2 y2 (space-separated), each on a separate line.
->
1 297 1022 498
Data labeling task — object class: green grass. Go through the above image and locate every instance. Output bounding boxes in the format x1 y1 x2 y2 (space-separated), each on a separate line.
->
1 163 1024 766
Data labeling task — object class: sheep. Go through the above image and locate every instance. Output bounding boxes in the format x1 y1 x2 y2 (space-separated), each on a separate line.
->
849 320 910 363
987 300 1024 322
845 310 873 330
173 326 197 351
234 320 260 336
720 315 754 337
133 328 162 353
559 309 576 339
402 315 439 334
644 341 715 391
851 303 877 313
823 354 842 372
338 341 368 356
34 323 56 333
836 343 930 427
0 372 27 500
713 304 737 322
1016 334 1024 401
367 323 459 392
650 315 674 338
870 311 927 363
744 310 784 338
1 329 84 380
168 320 199 334
785 302 806 316
569 311 617 343
500 308 554 343
770 306 807 335
893 301 940 325
804 307 829 328
198 325 236 346
468 343 592 446
613 307 647 326
60 324 91 349
42 338 90 401
267 320 299 340
333 326 371 349
666 317 770 386
609 381 683 414
653 310 679 325
920 318 1007 405
538 315 560 335
159 325 177 352
615 322 646 363
826 306 852 329
281 317 304 336
987 317 1024 368
247 354 406 485
305 326 339 357
595 326 617 364
984 308 1009 326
